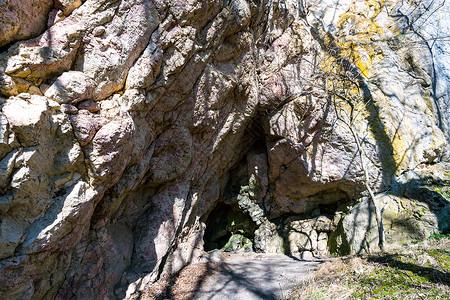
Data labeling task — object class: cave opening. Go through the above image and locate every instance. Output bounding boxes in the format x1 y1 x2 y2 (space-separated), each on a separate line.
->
203 202 258 252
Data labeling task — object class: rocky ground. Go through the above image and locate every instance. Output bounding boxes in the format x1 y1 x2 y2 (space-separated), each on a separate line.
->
138 251 322 300
136 234 450 300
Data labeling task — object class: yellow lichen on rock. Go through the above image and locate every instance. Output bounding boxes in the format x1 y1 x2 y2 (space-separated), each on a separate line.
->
335 0 403 77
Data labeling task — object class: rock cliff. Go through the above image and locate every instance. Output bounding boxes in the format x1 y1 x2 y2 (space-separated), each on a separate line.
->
0 0 449 299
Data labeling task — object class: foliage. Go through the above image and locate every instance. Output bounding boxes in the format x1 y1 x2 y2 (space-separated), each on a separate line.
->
430 232 450 240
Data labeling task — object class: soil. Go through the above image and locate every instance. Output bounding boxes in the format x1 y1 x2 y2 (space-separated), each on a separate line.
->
141 251 323 300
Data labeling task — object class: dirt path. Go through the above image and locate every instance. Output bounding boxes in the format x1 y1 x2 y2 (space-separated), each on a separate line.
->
142 251 323 300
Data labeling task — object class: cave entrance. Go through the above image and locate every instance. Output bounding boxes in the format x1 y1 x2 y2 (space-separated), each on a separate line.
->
203 202 258 252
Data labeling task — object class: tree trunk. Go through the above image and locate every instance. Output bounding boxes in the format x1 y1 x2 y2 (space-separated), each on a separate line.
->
349 125 386 252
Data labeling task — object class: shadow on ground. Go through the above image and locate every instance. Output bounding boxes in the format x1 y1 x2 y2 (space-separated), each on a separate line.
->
142 252 323 300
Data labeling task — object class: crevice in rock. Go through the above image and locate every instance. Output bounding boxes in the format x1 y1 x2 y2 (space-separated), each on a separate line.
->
203 202 257 252
0 44 11 54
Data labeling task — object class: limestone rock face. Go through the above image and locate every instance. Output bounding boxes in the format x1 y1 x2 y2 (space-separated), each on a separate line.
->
45 71 96 104
0 0 449 299
0 0 54 48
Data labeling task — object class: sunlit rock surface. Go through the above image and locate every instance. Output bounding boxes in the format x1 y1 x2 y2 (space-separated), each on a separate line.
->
0 0 448 298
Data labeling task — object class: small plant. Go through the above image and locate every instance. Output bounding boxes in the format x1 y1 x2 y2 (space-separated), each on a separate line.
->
431 186 450 200
430 232 450 240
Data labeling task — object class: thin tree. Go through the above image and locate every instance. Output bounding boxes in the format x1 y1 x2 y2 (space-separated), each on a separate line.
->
294 8 389 251
290 0 449 253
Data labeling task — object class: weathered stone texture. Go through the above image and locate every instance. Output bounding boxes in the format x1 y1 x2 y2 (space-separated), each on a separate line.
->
0 0 448 299
0 0 54 48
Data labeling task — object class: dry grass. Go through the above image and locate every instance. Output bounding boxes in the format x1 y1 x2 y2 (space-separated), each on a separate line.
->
288 237 450 300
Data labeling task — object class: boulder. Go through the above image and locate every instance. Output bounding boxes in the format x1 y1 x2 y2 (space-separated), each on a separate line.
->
45 71 96 104
2 94 48 146
329 191 448 255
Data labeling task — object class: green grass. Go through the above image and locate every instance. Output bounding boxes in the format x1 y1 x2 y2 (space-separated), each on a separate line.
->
430 232 450 240
288 237 450 299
